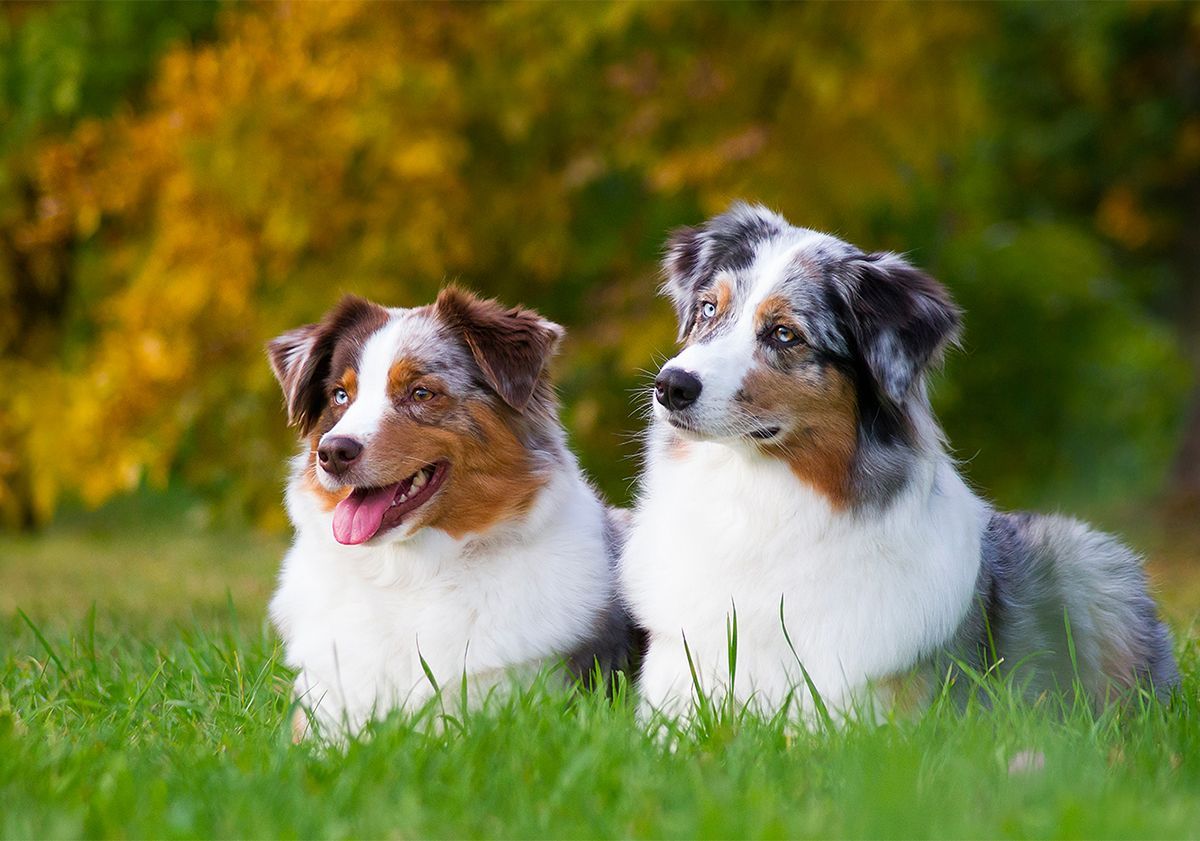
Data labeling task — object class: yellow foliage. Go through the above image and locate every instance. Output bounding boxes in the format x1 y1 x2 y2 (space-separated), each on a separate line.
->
3 0 992 524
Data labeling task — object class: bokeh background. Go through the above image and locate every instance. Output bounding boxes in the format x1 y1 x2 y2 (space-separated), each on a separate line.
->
1 1 1197 623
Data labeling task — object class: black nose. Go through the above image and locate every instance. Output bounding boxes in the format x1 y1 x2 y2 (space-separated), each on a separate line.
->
655 368 702 411
317 436 363 476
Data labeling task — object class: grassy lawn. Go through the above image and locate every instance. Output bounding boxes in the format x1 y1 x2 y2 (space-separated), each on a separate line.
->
2 510 1198 839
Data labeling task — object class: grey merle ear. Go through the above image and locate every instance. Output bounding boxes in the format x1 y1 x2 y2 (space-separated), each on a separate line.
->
266 295 383 435
661 225 708 341
435 285 564 412
660 202 788 341
839 253 961 406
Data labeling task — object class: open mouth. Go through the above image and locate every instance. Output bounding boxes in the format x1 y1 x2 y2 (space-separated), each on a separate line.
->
331 461 449 545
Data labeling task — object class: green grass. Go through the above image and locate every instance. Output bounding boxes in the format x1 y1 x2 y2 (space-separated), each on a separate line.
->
2 616 1198 839
0 495 285 629
2 511 1199 839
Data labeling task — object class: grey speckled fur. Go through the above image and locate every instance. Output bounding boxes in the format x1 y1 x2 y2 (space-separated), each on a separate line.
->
943 511 1179 701
567 506 647 685
650 202 1177 709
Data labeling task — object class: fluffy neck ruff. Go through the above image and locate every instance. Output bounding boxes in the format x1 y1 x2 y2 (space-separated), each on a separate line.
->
628 416 987 688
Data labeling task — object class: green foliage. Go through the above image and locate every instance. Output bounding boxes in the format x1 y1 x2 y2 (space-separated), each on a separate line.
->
937 221 1190 509
983 3 1200 264
0 1 218 151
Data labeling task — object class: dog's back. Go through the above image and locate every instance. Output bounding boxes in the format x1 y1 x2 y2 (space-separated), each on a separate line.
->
949 512 1178 701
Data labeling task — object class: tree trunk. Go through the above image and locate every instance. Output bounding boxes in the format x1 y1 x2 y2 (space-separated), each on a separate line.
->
1165 180 1200 523
1168 382 1200 517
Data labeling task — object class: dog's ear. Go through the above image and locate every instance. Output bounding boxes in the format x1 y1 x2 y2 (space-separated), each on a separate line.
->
435 286 564 412
661 225 707 341
661 203 788 341
267 295 383 435
267 323 319 429
839 253 961 406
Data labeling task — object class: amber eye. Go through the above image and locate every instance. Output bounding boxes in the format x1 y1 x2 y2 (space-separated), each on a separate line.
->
332 387 349 406
772 326 800 346
700 301 717 320
411 387 435 402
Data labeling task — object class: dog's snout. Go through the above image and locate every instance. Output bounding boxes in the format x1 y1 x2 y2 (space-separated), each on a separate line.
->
655 368 703 411
318 435 364 476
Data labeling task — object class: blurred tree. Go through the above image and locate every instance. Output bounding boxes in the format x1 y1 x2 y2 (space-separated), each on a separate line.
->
0 1 218 527
979 3 1200 516
0 1 1191 531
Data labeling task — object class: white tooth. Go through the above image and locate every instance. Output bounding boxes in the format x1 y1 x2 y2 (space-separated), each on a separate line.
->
411 471 427 489
397 492 408 503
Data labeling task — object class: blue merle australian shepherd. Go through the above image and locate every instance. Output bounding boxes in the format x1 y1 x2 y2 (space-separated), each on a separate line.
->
620 202 1179 721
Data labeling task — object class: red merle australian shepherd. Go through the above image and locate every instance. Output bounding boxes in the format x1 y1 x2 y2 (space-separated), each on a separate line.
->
267 288 636 739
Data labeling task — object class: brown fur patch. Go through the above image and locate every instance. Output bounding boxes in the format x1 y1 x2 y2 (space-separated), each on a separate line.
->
387 358 426 400
340 368 358 402
434 403 547 538
365 392 547 540
290 707 309 743
754 294 795 331
302 450 352 513
878 667 933 717
714 276 734 316
741 362 858 508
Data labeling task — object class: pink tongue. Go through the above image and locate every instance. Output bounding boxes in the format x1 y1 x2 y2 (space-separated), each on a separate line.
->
332 484 400 545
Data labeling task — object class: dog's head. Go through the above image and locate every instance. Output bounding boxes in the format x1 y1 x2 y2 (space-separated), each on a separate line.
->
655 202 960 507
268 287 564 545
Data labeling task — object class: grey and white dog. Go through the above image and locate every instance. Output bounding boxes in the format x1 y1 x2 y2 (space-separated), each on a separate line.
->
620 202 1178 720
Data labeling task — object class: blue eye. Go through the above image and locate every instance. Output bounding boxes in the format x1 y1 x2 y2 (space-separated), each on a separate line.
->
333 388 349 406
700 301 717 320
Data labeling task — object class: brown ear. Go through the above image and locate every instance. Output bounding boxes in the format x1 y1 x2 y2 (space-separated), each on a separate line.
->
267 323 319 431
266 295 386 434
435 286 564 411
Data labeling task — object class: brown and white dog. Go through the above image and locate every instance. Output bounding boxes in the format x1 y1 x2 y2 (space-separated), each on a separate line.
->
267 288 635 739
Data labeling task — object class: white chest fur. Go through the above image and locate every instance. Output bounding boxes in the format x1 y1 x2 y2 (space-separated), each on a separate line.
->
270 465 613 735
620 434 986 719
